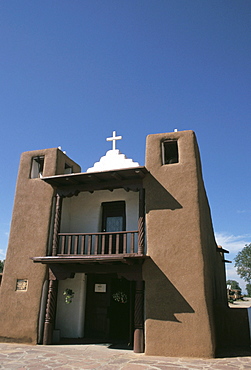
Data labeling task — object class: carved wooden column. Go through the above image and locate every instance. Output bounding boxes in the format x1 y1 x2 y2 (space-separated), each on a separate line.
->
43 270 58 345
138 188 145 255
52 194 63 256
43 194 63 344
134 280 144 353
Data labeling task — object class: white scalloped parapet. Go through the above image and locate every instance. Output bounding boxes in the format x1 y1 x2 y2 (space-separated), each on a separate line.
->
86 149 140 172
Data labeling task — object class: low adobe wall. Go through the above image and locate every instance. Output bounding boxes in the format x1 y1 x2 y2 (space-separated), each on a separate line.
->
215 305 250 350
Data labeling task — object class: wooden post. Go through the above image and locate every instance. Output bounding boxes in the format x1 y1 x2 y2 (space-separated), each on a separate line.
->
43 271 58 345
134 280 144 353
52 194 63 256
43 194 62 344
138 188 145 255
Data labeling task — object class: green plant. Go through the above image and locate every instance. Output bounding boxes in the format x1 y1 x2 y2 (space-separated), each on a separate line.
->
112 291 127 304
235 244 251 282
63 288 75 304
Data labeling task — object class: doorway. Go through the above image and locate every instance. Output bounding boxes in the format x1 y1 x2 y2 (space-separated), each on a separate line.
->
84 274 134 346
102 201 126 232
101 201 126 253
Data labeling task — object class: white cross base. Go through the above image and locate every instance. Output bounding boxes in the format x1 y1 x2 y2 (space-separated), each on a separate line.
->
106 131 122 151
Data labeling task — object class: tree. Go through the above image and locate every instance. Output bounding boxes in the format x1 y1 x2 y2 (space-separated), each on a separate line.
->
234 243 251 283
0 260 4 273
226 279 241 292
246 283 251 297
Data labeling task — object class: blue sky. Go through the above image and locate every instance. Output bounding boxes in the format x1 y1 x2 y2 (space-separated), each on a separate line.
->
0 1 250 290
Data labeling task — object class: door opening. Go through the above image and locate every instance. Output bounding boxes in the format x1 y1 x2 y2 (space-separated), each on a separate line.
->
84 274 134 347
102 201 126 253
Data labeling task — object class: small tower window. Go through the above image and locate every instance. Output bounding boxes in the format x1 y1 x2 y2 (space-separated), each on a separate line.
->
162 140 179 165
31 156 44 178
64 163 73 174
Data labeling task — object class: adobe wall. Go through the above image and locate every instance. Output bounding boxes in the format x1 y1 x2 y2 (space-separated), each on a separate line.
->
0 148 80 344
214 306 250 350
143 130 224 357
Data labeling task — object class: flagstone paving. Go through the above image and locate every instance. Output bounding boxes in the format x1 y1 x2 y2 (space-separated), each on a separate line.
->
0 343 251 369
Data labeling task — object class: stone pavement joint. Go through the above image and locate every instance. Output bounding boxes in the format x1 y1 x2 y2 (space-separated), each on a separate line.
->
0 343 251 369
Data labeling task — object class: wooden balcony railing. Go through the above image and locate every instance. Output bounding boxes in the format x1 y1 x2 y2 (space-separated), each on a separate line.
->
57 231 142 256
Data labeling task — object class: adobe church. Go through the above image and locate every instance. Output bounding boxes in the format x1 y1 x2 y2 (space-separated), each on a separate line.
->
0 130 233 357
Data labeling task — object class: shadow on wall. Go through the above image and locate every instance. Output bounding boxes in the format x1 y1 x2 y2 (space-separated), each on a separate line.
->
144 259 194 322
145 175 182 213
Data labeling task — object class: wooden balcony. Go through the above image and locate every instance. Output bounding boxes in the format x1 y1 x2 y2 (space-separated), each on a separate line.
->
57 231 143 257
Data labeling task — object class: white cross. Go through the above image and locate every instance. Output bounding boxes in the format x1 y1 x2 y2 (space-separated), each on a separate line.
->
106 131 122 151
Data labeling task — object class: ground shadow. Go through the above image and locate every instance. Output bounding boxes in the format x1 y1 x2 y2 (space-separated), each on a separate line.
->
108 342 133 350
216 346 251 358
59 337 133 350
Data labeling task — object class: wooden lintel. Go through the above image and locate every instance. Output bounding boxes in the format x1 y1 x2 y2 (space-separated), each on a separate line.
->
134 169 145 178
31 255 148 266
217 247 229 254
47 262 144 278
111 172 123 181
56 179 143 197
87 174 102 183
122 258 134 265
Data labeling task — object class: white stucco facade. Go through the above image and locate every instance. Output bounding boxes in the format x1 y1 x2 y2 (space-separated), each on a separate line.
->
60 189 139 234
86 149 140 172
55 273 87 338
55 188 140 339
